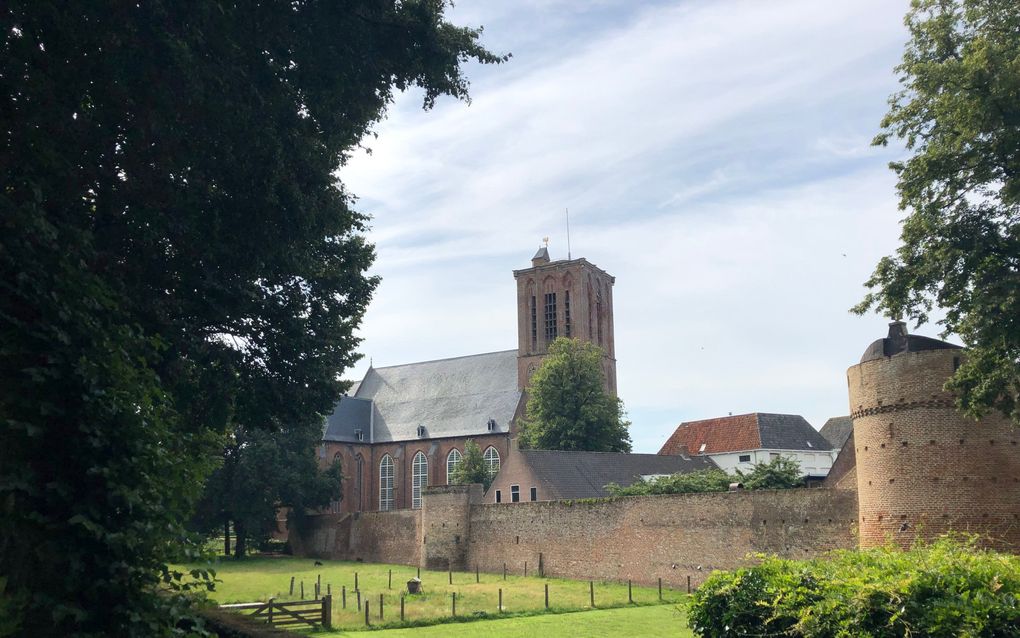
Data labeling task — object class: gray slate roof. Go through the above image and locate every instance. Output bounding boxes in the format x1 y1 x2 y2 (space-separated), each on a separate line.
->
323 396 372 442
756 413 835 451
520 449 718 499
325 350 521 444
820 416 853 449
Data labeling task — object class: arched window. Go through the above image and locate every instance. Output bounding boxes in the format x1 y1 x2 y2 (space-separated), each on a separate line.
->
483 446 500 477
412 451 428 510
379 455 394 511
329 452 343 513
446 448 462 484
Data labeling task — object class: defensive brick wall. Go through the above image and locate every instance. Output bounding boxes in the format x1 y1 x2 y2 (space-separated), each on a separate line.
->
291 509 421 565
849 348 1020 550
461 488 858 587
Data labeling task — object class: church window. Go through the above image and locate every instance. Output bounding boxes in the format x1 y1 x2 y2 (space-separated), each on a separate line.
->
530 487 537 501
483 446 500 477
530 296 537 349
446 448 462 484
544 292 557 342
412 451 428 510
564 291 571 337
510 485 520 503
379 455 394 511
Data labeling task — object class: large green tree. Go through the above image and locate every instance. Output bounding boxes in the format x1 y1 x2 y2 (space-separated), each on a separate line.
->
0 2 502 635
856 0 1020 422
519 338 632 452
449 440 496 490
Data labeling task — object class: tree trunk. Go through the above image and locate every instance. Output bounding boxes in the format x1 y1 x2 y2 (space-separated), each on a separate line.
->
223 519 231 556
233 520 246 559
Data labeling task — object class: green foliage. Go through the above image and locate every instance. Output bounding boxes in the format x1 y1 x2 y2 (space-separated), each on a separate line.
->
450 440 495 490
688 536 1020 637
855 0 1020 422
0 1 502 635
519 338 632 452
607 457 803 496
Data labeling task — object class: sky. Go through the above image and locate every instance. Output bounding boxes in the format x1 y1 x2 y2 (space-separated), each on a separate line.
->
338 0 926 453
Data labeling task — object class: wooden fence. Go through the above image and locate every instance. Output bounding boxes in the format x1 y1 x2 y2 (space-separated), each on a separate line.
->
219 595 332 630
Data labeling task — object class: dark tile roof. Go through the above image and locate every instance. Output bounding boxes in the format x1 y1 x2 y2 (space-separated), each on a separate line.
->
324 350 521 443
323 396 372 442
820 416 853 449
659 413 835 455
520 449 717 499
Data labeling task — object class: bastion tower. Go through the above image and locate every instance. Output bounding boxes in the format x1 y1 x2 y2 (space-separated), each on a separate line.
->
848 321 1020 550
513 247 617 395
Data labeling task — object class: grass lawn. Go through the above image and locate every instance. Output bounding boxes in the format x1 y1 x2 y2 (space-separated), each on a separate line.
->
183 556 690 632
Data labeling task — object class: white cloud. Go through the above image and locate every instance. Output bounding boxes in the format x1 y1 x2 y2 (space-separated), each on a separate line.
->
339 0 918 451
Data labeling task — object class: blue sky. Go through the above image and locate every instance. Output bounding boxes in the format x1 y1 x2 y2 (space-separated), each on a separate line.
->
339 0 922 453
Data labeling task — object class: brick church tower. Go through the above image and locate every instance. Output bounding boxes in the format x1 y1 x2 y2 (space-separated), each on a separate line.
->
513 246 617 395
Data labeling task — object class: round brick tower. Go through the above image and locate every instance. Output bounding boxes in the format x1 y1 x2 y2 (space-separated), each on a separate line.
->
848 321 1020 550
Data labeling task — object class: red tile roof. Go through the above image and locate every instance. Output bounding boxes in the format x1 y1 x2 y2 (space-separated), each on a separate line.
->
658 413 762 455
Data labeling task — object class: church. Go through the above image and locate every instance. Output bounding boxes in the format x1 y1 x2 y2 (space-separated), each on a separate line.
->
320 247 618 514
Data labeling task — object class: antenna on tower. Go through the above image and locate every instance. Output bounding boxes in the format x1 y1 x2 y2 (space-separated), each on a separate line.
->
565 207 572 260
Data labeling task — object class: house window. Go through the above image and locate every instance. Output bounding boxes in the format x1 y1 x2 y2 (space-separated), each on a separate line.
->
446 448 462 484
379 455 394 511
495 490 502 503
530 296 537 349
511 485 520 503
412 451 428 510
355 429 364 441
739 454 751 463
544 293 557 342
483 446 500 477
530 487 537 501
417 424 426 438
487 418 496 432
564 291 571 337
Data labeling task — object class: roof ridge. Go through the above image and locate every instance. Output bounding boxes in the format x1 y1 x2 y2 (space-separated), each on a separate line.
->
367 349 517 370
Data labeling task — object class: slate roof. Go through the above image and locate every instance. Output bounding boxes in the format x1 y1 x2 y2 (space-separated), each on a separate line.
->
820 416 853 449
518 449 718 499
324 350 522 444
860 321 961 363
658 413 834 456
323 396 372 442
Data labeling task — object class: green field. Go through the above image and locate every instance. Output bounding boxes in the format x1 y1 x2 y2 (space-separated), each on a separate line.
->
186 556 691 634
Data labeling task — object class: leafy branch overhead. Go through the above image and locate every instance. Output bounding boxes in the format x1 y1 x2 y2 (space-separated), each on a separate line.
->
855 0 1020 422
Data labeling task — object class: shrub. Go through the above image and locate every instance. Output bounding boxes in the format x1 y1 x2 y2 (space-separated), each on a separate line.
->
688 536 1020 637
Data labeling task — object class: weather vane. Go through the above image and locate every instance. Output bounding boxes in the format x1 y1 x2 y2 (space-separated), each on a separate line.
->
542 236 549 247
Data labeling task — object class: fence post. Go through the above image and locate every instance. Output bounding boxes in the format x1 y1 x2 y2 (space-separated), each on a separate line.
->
628 580 633 604
389 569 392 589
589 581 594 608
452 592 456 617
300 581 304 599
327 583 331 597
448 569 452 585
355 572 359 591
357 589 361 611
524 561 528 577
322 594 332 630
539 552 544 578
268 597 275 625
318 573 321 590
289 576 294 596
400 595 405 622
498 588 503 613
342 585 346 609
365 600 370 626
658 578 662 601
315 582 319 600
417 566 421 579
544 583 549 609
503 562 507 580
379 593 384 620
476 564 479 583
687 575 691 594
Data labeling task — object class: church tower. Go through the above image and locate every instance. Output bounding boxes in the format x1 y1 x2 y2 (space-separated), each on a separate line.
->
513 246 617 395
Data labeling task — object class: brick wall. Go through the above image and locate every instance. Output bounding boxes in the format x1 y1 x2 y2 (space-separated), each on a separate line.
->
849 348 1020 550
448 488 857 587
291 509 421 565
421 484 484 571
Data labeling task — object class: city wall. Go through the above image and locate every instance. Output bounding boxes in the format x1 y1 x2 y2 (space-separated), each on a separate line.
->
294 485 858 587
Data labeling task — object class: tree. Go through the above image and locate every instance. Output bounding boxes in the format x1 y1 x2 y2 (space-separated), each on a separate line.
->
735 456 804 490
855 0 1020 422
519 338 632 452
449 440 496 490
0 2 503 635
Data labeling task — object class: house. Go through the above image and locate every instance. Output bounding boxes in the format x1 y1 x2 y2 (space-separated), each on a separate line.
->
658 412 837 479
486 440 718 503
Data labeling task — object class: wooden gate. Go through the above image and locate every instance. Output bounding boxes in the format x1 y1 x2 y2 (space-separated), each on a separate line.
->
219 595 332 629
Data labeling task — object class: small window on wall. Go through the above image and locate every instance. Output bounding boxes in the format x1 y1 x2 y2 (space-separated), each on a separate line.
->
738 454 751 463
769 452 780 460
511 485 520 503
530 487 537 501
495 490 502 503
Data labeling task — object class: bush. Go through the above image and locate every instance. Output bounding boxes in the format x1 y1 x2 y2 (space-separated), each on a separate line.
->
606 456 803 496
688 536 1020 637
